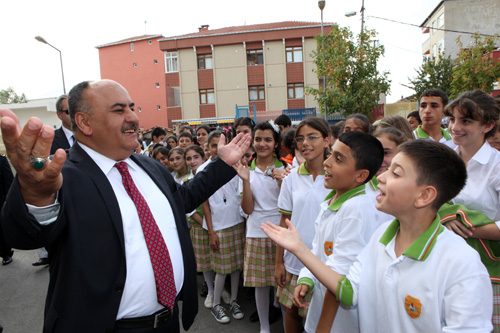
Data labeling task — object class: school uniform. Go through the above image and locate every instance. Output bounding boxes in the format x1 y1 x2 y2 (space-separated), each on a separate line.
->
276 163 330 316
449 141 500 330
298 185 377 333
413 125 456 149
203 172 245 274
240 158 284 287
365 177 394 227
172 169 192 185
335 216 493 332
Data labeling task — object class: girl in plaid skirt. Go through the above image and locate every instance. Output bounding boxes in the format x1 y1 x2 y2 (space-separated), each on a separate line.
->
237 121 287 333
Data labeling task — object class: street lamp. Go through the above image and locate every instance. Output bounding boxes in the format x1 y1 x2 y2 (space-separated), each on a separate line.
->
345 0 365 33
35 36 67 94
318 0 327 114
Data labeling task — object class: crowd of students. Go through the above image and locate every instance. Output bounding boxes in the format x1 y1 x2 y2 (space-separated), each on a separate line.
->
135 88 500 333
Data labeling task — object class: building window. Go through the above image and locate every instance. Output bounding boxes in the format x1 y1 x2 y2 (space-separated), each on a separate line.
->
249 86 265 101
133 63 137 67
437 39 444 55
198 54 213 70
286 47 303 63
167 87 181 107
200 89 215 104
437 14 444 28
288 83 304 99
432 44 437 58
165 52 178 73
130 43 134 51
247 49 263 66
155 83 160 88
154 59 158 64
148 40 153 45
138 107 142 112
157 105 161 110
431 20 436 34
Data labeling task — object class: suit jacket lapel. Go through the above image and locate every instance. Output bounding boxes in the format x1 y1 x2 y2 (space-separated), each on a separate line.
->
68 143 126 252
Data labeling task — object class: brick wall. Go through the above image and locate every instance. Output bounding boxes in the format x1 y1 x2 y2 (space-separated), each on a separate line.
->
287 99 305 109
286 63 304 83
249 101 266 111
198 70 214 89
200 104 216 118
247 66 265 86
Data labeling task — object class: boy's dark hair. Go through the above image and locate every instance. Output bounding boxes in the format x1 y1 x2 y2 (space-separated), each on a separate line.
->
275 114 292 128
233 117 255 137
184 145 205 159
420 88 449 107
179 125 193 135
344 114 372 134
407 110 421 123
152 127 167 140
398 140 467 210
207 130 223 145
179 132 193 141
253 121 288 167
330 125 341 139
444 89 500 139
338 132 383 184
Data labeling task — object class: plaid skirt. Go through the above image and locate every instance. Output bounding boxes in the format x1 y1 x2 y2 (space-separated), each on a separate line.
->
494 283 500 332
210 222 245 274
276 271 312 318
189 223 211 272
243 237 277 288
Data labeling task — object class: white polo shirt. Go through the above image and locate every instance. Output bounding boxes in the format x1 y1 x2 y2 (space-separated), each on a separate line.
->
239 158 284 238
453 141 500 229
336 217 493 332
298 185 377 333
413 125 456 149
277 163 331 275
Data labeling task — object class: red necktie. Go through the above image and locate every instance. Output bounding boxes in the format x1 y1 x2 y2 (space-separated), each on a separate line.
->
115 161 176 310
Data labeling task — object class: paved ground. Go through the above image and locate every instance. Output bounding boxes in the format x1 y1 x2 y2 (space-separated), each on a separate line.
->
0 250 285 332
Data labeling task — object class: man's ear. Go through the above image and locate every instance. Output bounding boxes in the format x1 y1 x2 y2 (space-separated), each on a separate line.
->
415 185 437 209
74 112 92 136
355 169 370 184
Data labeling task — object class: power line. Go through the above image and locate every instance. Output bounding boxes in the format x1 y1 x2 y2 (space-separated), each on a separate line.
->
367 15 497 38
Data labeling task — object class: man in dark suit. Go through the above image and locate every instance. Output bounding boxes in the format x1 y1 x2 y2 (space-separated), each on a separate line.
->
50 94 73 155
0 80 250 332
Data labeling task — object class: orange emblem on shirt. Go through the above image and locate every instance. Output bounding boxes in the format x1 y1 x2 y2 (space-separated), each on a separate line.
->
404 295 422 318
324 241 333 256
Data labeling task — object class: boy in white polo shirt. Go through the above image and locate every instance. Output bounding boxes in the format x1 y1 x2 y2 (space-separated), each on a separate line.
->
263 140 493 332
414 88 456 149
295 132 383 332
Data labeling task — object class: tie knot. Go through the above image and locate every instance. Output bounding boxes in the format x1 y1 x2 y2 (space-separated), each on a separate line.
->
115 161 128 175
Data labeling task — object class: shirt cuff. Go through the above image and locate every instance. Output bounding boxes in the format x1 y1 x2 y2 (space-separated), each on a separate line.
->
297 277 315 292
26 200 60 226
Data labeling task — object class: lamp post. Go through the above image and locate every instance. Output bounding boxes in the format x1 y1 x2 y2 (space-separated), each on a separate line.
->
345 0 365 34
318 0 327 114
35 36 66 94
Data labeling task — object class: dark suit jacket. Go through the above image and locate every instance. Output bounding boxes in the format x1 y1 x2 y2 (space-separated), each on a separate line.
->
1 143 237 332
50 127 71 155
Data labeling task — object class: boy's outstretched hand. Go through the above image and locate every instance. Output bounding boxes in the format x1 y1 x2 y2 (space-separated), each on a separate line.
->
261 218 304 255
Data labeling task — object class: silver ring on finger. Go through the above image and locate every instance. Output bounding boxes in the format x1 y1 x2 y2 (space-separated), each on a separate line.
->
30 155 49 170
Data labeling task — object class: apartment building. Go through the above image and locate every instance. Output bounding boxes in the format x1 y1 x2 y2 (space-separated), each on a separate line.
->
159 22 332 127
420 0 500 60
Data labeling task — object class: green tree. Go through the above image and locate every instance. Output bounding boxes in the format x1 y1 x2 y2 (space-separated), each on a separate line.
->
451 33 500 98
307 25 390 119
0 87 28 104
404 54 454 101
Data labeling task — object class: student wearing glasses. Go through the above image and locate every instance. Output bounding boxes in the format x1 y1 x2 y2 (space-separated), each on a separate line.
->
276 117 331 333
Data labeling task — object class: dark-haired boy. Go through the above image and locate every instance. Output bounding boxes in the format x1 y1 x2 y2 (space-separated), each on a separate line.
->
263 140 492 331
295 132 383 332
414 88 456 148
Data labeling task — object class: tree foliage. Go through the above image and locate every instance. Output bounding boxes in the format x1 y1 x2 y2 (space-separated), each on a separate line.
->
0 87 27 104
450 33 500 98
404 54 454 101
307 25 390 119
